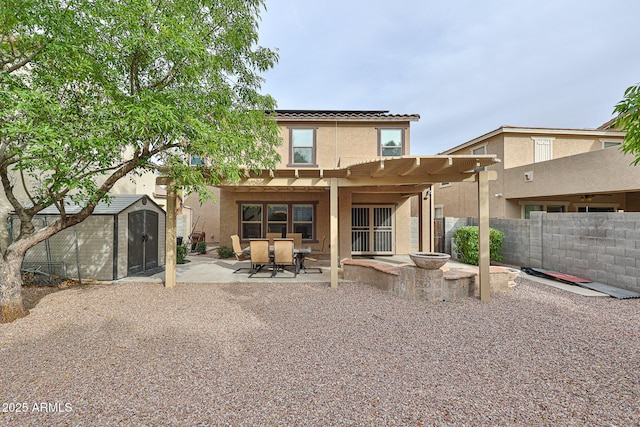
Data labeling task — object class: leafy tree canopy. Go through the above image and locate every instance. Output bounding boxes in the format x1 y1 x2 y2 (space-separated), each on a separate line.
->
1 0 280 214
614 82 640 165
0 0 280 322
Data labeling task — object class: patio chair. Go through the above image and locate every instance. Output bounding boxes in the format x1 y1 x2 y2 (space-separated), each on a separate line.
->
248 239 271 277
266 232 281 246
272 238 297 277
285 233 303 248
231 234 251 273
302 236 325 274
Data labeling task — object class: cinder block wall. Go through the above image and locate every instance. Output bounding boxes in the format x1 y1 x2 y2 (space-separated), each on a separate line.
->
443 212 640 292
538 212 640 291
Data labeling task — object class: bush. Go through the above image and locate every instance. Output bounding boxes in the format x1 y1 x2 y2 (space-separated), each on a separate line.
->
196 241 207 254
216 246 234 259
453 226 504 265
177 244 188 264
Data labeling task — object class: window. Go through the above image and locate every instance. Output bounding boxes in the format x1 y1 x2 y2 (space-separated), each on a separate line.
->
239 202 317 240
379 129 404 156
290 128 316 165
520 201 569 218
293 205 313 239
190 154 205 166
523 205 543 219
602 140 622 149
241 204 262 239
472 145 487 171
267 204 288 235
532 137 554 162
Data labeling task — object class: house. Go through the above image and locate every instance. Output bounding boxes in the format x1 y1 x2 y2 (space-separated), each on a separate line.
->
433 125 640 219
185 110 501 272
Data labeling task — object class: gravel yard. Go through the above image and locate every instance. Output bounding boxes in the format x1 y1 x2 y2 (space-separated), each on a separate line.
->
1 278 639 426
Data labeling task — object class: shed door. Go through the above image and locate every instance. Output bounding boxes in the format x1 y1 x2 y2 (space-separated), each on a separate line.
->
128 210 159 275
351 205 395 255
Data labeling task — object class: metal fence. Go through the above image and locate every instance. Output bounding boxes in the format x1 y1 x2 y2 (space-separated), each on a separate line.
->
9 216 82 285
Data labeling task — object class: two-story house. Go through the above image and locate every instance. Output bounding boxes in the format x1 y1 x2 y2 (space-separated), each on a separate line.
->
434 125 640 219
186 110 500 266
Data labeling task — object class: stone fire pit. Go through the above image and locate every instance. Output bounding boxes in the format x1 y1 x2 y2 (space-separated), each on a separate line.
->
409 252 451 270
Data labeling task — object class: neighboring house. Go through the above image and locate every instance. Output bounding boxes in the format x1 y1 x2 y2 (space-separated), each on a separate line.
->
433 125 640 219
187 110 500 262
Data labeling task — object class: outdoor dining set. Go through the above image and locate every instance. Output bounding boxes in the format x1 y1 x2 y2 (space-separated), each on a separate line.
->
231 233 325 278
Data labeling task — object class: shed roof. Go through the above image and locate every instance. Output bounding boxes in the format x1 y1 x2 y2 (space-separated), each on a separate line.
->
35 195 155 215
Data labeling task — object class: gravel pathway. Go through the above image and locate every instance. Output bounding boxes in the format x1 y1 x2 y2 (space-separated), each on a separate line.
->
1 278 639 426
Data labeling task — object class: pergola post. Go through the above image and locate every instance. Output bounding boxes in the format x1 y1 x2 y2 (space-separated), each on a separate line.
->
330 177 339 288
477 170 490 301
165 179 177 289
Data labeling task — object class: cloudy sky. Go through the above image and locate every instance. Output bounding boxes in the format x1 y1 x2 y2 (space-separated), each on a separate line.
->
257 0 640 154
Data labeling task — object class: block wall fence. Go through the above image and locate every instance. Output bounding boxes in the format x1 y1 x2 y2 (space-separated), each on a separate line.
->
442 212 640 292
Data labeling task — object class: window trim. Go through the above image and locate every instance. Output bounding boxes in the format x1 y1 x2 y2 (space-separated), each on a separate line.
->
377 127 406 157
238 201 318 241
288 127 318 167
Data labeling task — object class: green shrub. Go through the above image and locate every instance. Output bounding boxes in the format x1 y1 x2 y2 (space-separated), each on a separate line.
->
177 244 188 264
216 246 234 259
196 241 207 254
453 226 504 265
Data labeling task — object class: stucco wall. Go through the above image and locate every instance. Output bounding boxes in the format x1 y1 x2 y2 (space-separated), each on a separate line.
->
437 143 640 219
218 187 417 261
183 187 221 244
275 120 412 169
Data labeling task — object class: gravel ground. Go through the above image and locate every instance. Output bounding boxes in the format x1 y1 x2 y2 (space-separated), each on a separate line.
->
1 278 639 426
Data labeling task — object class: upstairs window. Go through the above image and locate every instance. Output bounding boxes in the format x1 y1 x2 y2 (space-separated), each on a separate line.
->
290 128 316 165
472 145 487 171
602 140 622 149
532 137 554 163
379 129 404 156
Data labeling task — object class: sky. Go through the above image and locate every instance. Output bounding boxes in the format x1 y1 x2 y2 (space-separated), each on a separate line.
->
257 0 640 154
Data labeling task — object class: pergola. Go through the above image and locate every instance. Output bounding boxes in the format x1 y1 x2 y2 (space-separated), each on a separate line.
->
160 154 500 300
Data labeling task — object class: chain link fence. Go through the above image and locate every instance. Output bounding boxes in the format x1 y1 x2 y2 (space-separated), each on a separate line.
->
9 215 82 285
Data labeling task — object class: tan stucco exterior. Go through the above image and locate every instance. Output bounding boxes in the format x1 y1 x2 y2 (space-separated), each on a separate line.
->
185 111 501 281
434 126 637 218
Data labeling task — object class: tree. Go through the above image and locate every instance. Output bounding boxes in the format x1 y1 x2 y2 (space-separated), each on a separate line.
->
614 82 640 165
0 0 281 322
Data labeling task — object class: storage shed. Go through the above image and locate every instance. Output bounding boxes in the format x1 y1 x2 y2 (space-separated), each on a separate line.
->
11 195 166 281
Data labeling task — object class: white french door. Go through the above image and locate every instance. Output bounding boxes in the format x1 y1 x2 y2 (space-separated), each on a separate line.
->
351 205 395 255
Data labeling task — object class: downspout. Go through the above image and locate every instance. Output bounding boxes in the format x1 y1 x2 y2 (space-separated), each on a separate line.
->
335 120 338 167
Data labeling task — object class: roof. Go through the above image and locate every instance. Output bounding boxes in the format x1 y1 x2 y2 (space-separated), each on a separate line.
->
597 116 619 130
439 125 626 154
34 195 157 215
271 110 420 122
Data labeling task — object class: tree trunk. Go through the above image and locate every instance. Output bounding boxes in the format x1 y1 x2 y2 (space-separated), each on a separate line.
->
0 253 29 323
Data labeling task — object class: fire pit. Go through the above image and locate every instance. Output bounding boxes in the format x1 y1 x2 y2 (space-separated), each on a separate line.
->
409 252 451 270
